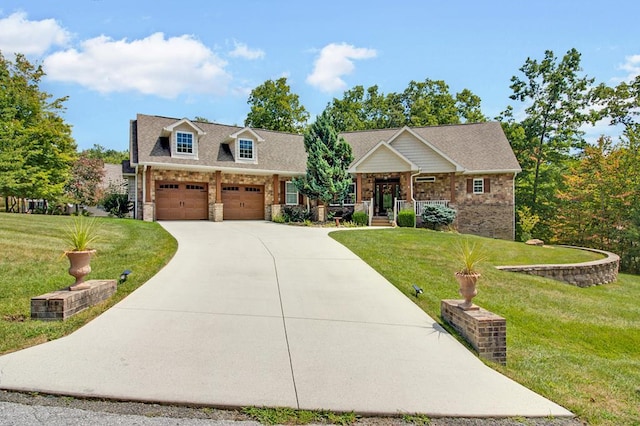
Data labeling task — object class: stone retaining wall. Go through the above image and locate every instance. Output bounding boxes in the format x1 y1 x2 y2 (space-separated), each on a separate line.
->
496 246 620 287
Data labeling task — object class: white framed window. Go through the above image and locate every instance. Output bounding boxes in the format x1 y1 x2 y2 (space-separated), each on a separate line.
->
176 131 194 154
285 181 298 205
238 139 254 160
473 178 484 194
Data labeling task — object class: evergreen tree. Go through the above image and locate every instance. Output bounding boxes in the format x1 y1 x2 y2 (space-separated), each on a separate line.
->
293 113 354 205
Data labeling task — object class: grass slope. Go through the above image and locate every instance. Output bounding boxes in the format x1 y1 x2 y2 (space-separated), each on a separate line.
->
0 213 177 355
330 228 640 426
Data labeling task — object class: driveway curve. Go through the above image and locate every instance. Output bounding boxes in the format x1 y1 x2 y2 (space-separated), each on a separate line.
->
0 221 571 417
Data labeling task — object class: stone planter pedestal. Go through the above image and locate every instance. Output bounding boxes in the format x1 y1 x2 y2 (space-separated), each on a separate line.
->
31 279 117 321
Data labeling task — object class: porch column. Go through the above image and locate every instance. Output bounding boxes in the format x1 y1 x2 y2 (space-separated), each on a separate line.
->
404 171 412 201
356 173 362 203
450 173 456 203
273 174 280 204
215 171 222 203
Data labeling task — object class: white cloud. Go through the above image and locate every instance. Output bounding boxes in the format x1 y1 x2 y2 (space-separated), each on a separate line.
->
619 54 640 81
0 12 71 56
43 32 231 98
228 41 265 60
306 42 377 93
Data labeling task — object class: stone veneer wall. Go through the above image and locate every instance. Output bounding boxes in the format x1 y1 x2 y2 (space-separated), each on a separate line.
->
441 300 507 365
413 173 453 201
452 174 515 240
496 246 620 287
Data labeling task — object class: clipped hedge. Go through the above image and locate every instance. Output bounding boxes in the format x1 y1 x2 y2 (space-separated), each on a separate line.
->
352 211 368 226
397 209 415 227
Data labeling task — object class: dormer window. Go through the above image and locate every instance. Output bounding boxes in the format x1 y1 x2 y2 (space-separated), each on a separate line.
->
163 119 204 159
238 139 254 160
176 131 194 154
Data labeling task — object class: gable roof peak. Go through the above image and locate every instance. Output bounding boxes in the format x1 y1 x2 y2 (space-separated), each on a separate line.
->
162 118 206 135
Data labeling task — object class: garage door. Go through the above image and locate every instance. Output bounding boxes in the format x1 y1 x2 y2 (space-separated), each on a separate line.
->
222 185 264 220
156 181 208 220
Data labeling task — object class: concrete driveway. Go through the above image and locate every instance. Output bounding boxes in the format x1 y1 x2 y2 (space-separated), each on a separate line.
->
0 221 571 417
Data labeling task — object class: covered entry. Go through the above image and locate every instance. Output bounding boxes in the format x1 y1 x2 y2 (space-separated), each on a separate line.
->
222 185 265 220
155 181 209 220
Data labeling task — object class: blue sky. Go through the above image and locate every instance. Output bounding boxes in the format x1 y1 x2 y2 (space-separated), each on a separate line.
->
0 1 638 151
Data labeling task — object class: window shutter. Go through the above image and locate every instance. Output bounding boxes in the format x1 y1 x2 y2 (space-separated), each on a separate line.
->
298 191 303 205
484 178 491 193
466 179 473 193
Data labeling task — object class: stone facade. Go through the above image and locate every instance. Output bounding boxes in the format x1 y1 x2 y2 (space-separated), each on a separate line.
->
441 300 507 365
451 174 515 240
413 173 454 201
496 246 620 287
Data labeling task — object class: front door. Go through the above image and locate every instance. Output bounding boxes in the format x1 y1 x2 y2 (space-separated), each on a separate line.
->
374 179 400 216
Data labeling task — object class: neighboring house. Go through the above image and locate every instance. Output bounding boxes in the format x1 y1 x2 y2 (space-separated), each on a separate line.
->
128 114 521 239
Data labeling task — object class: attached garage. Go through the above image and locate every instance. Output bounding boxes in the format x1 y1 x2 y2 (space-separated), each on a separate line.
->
222 185 265 220
155 181 208 220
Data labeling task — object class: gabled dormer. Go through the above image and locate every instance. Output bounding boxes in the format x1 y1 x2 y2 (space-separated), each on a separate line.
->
161 118 206 160
227 127 264 164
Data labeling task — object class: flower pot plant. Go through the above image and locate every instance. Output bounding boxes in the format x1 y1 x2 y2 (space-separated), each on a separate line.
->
454 239 487 310
63 216 101 290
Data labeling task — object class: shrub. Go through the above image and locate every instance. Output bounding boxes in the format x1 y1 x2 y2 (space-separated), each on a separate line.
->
352 211 368 226
282 206 312 223
397 209 415 227
421 204 457 230
101 193 132 218
272 214 286 223
517 206 540 242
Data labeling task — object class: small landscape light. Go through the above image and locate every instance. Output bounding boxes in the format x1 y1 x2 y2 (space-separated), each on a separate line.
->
119 269 132 283
412 284 423 297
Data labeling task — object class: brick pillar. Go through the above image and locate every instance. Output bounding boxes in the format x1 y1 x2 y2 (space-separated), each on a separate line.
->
273 174 279 204
449 173 456 203
441 300 506 365
215 170 222 203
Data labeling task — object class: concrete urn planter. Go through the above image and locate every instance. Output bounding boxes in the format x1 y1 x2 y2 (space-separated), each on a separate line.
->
66 250 96 290
455 272 480 310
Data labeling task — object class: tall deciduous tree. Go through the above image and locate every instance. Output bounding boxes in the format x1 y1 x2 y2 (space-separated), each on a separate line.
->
245 77 309 133
293 113 354 205
505 48 593 238
0 52 76 203
553 132 640 273
323 79 485 132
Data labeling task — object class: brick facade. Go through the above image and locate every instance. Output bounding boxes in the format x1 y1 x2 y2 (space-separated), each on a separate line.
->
441 299 507 365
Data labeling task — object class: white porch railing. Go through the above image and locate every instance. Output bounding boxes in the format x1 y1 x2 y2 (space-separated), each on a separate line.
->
396 199 450 217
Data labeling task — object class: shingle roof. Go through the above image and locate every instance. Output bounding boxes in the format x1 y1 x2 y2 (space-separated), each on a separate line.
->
134 114 307 173
341 122 521 173
132 114 520 174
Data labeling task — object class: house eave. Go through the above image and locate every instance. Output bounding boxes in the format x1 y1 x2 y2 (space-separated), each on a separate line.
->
137 161 304 176
461 169 521 175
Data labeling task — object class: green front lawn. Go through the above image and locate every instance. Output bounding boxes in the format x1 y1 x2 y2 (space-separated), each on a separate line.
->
0 213 177 354
330 228 640 426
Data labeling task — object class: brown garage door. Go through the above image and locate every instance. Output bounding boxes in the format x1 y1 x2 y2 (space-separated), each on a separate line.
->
156 181 208 220
222 185 264 220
